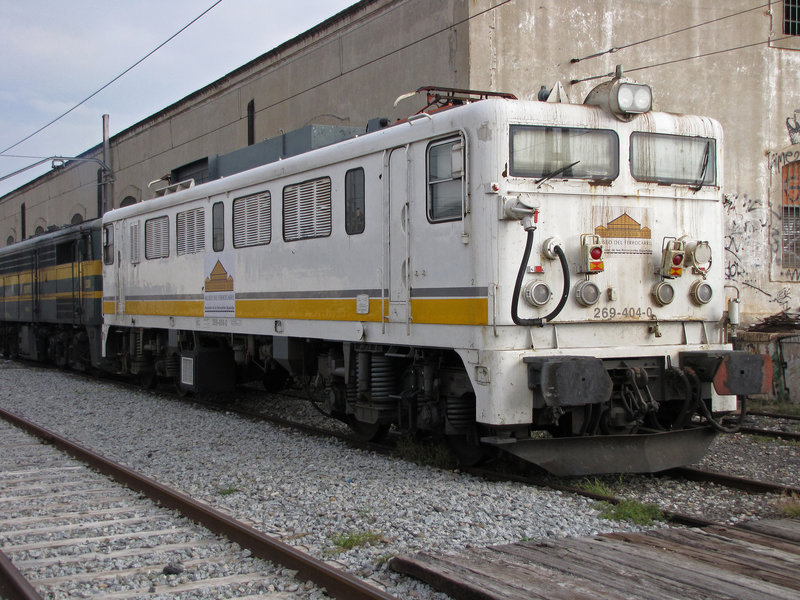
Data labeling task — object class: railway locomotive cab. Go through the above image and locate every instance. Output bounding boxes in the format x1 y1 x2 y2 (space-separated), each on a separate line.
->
1 74 771 476
0 221 104 370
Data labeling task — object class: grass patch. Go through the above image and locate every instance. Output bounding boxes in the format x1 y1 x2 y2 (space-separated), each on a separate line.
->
330 530 383 551
595 499 665 525
577 477 619 497
392 435 458 470
776 494 800 518
216 485 239 496
750 434 800 446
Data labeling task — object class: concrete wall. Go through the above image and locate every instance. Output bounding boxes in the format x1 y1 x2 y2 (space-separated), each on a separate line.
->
467 0 800 325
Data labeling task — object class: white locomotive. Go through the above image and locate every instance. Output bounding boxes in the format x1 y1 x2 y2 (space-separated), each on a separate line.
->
100 77 771 475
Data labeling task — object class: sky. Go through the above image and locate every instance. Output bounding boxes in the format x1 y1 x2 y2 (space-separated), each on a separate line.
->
0 0 356 197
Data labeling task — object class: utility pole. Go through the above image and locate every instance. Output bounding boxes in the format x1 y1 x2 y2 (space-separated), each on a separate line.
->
102 114 112 215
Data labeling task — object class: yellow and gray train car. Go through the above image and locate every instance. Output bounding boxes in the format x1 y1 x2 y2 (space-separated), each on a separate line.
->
0 220 104 369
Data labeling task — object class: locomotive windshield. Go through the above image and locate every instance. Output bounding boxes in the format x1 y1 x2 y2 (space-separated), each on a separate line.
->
630 132 716 187
509 125 619 181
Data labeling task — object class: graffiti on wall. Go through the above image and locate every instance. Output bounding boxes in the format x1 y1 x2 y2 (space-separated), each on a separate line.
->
722 191 791 309
768 147 800 174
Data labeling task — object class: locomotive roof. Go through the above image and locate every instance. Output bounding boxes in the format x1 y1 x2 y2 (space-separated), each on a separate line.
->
0 218 101 257
102 97 722 223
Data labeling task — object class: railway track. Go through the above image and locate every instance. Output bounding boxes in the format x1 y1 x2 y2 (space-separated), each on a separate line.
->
3 364 797 546
0 407 397 600
667 465 800 496
748 409 800 421
736 407 800 442
739 426 800 441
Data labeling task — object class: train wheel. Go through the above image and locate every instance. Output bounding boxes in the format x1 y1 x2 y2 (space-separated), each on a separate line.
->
262 362 290 392
139 370 157 390
446 433 485 466
173 374 192 397
347 416 390 442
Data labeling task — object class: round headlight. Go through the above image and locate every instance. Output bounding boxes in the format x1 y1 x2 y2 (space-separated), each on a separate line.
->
633 86 652 111
575 280 601 307
617 86 634 111
690 280 713 305
523 281 552 307
652 281 675 306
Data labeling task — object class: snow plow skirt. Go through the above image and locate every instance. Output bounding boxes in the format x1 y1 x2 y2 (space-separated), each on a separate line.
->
481 427 718 477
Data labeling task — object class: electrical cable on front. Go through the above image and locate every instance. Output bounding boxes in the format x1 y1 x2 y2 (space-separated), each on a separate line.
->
511 228 569 326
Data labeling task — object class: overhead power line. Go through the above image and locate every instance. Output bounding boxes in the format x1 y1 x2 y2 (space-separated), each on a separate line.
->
570 2 771 64
570 35 793 84
0 0 224 157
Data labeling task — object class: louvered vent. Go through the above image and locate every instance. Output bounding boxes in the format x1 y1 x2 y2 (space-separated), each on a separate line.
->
130 221 141 264
145 216 169 259
177 207 206 255
283 177 332 241
233 191 271 248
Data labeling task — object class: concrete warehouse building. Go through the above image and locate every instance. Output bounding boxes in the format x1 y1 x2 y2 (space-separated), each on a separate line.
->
2 0 800 390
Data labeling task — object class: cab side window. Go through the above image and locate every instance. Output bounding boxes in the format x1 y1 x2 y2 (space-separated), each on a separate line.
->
103 224 114 265
427 137 464 222
345 168 365 235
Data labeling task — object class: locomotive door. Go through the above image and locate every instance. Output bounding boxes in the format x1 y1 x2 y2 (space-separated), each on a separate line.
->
74 235 89 325
386 145 411 325
114 222 124 316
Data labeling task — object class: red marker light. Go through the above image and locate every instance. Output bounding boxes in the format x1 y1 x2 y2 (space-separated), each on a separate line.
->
590 246 603 260
672 254 684 266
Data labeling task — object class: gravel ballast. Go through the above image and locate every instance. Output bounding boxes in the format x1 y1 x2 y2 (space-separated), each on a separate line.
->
4 361 800 598
0 361 667 599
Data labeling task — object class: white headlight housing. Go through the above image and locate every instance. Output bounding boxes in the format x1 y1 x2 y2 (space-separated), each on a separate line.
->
584 67 653 121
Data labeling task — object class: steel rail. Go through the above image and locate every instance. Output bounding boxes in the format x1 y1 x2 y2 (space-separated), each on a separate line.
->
739 426 800 442
0 406 397 600
0 549 43 600
667 466 800 496
747 409 800 421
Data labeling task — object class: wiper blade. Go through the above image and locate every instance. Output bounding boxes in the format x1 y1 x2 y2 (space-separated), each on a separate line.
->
536 160 581 187
691 141 711 192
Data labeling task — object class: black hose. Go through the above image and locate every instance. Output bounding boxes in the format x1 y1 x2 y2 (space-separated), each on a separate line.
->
511 229 570 326
686 369 746 434
668 367 697 429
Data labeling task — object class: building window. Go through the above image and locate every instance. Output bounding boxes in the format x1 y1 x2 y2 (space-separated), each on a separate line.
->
145 216 169 259
427 137 464 222
786 0 800 35
6 236 13 246
283 177 332 241
233 191 271 248
213 202 225 251
103 224 114 265
247 99 256 146
71 213 83 225
176 207 205 255
120 196 137 208
345 168 365 235
782 161 800 268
